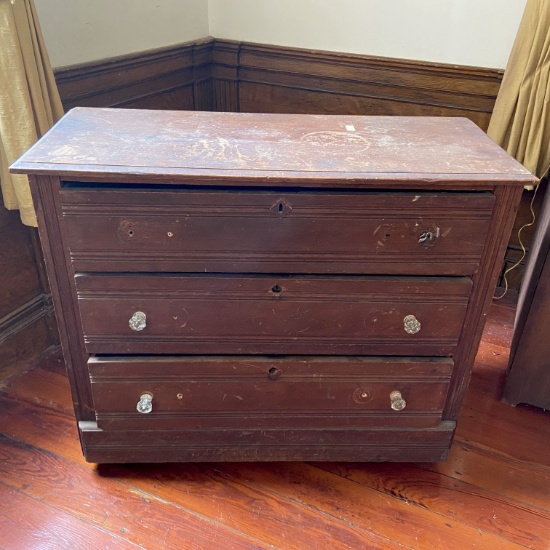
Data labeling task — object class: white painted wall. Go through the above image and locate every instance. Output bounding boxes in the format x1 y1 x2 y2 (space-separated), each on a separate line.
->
35 0 526 69
35 0 210 68
208 0 527 69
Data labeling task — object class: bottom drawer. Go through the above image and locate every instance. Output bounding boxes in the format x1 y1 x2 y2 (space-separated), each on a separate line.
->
89 356 452 430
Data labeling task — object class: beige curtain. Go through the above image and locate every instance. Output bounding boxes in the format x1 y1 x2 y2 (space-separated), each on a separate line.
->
487 0 550 179
0 0 63 227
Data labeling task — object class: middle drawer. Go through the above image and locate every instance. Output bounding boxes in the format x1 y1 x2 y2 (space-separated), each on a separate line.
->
76 274 471 355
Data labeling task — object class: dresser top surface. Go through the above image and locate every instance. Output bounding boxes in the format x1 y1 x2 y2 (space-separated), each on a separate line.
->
11 108 535 186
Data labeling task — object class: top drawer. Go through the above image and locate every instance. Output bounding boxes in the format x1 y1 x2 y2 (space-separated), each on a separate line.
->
60 185 494 275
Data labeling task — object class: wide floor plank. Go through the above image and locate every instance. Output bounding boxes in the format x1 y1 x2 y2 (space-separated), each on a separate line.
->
211 461 526 550
0 436 269 550
0 483 141 550
99 462 400 550
424 439 550 513
316 461 550 549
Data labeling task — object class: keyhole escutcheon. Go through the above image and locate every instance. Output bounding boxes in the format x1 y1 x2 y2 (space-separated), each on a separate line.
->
270 198 292 218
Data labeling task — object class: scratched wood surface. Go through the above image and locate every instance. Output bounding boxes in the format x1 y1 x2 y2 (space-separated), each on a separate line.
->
75 274 471 356
11 108 535 186
59 187 494 276
1 296 549 550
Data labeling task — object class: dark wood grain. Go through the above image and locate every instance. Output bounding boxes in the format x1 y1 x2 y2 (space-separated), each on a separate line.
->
29 227 59 344
0 190 55 381
89 356 452 431
0 297 52 381
76 274 471 356
60 187 494 275
55 39 213 112
0 219 41 319
211 40 502 131
443 185 525 419
54 38 502 130
80 424 454 464
211 40 240 111
27 175 95 421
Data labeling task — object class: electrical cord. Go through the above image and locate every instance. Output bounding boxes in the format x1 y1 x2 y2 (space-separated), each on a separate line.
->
494 184 540 300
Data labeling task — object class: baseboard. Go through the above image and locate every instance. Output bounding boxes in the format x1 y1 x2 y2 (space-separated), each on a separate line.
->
0 294 54 380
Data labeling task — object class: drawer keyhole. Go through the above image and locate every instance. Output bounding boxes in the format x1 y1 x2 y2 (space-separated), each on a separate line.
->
271 284 282 294
268 367 282 380
271 198 292 218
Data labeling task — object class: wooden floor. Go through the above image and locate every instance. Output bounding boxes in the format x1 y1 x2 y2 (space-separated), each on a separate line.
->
0 296 549 550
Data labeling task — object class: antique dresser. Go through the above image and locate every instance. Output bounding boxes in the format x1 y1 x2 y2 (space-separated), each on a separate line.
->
11 108 535 463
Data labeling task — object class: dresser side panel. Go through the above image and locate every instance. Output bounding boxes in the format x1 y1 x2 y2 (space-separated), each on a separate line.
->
28 175 94 421
444 184 524 419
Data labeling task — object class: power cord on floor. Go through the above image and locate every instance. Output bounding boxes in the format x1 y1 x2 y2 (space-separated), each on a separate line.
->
494 184 540 300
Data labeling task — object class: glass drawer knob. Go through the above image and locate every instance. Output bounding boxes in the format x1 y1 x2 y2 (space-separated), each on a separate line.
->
390 391 406 411
403 314 421 334
129 311 146 331
137 392 153 414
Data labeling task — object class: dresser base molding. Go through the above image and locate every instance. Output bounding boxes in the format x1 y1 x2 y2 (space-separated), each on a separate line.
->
79 421 455 463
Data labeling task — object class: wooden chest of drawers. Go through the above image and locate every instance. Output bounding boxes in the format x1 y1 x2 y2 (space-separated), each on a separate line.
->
11 108 535 463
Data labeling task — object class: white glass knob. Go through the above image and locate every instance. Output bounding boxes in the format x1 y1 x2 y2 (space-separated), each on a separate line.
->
403 314 421 335
129 311 146 331
390 390 407 411
137 392 153 414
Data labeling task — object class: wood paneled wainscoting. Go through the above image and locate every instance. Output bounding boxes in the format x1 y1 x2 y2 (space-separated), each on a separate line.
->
55 39 214 112
55 38 503 131
0 195 57 380
210 40 502 130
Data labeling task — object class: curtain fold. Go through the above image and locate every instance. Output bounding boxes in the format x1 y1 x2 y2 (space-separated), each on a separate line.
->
487 0 550 179
0 0 63 227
